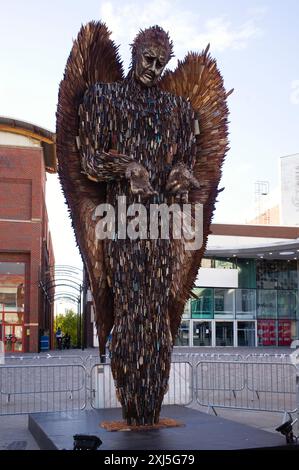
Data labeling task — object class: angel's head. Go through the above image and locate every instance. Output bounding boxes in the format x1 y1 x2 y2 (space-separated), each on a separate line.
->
131 25 173 87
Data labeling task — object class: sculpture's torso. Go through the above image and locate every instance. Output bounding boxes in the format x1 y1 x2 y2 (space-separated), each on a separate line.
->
88 77 195 196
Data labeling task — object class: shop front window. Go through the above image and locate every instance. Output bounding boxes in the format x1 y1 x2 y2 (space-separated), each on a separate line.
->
0 261 25 353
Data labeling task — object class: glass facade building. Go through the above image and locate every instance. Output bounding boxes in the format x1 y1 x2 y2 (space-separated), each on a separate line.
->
176 257 298 347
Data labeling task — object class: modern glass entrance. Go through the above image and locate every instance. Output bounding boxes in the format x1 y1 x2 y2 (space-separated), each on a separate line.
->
215 321 234 346
237 321 256 346
192 321 212 346
174 319 258 347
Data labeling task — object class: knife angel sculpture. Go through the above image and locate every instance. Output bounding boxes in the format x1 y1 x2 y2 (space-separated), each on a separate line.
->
56 21 231 425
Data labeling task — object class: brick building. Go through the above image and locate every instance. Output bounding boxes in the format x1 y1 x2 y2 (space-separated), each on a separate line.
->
0 116 56 352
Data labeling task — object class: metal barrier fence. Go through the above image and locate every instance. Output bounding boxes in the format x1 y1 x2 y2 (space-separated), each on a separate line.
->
0 353 297 416
89 361 193 409
196 361 297 413
172 352 291 363
4 355 85 365
0 363 86 415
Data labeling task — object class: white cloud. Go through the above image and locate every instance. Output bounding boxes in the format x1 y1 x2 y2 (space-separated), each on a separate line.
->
193 17 262 52
99 1 264 71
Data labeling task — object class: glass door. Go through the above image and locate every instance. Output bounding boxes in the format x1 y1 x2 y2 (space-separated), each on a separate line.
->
215 321 233 346
237 321 256 346
192 321 212 346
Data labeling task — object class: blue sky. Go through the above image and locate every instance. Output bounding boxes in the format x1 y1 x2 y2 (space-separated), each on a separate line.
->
1 0 299 268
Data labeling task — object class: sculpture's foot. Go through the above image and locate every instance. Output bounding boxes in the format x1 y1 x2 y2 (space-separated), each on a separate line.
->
100 418 184 432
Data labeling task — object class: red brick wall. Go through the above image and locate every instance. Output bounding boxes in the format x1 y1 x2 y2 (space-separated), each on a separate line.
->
0 145 51 352
0 179 32 220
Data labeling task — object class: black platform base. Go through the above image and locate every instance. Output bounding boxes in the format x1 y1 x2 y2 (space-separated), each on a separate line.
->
28 405 288 451
28 406 290 450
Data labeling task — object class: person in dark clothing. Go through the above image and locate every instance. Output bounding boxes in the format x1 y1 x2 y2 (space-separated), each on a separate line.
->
55 327 63 350
63 332 71 349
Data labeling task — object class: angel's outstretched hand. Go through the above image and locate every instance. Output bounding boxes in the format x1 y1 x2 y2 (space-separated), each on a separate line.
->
166 163 200 202
125 162 157 199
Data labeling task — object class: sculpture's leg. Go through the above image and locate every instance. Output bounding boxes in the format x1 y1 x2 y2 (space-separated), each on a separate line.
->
111 306 172 425
108 238 172 425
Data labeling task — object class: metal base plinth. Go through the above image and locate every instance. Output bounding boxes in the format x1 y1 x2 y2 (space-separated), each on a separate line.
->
29 405 287 451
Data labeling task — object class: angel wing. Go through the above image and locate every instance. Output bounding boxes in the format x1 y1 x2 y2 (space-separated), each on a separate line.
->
159 47 233 339
56 21 124 353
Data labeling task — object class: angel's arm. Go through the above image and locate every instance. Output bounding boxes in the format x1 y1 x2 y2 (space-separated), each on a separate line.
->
77 84 156 197
77 84 133 181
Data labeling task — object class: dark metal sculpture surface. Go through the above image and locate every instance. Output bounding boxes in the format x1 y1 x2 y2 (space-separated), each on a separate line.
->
56 22 232 425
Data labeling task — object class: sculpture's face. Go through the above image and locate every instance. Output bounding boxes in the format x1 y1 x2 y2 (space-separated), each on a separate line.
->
135 45 168 87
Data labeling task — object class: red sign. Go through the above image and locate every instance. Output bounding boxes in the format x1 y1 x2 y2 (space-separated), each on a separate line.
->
278 320 292 346
257 319 276 346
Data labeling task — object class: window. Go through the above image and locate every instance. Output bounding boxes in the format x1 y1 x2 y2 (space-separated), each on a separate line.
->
256 260 298 290
175 320 190 346
277 290 297 318
182 300 191 319
200 258 213 268
237 259 256 288
236 289 256 318
256 260 278 289
0 262 25 353
214 258 236 269
257 290 277 318
214 288 234 317
191 288 213 318
0 262 25 313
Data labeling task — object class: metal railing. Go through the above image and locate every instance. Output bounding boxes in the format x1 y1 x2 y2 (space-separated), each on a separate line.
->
195 360 297 413
89 361 193 409
0 353 297 416
4 354 85 365
172 352 290 363
0 363 86 414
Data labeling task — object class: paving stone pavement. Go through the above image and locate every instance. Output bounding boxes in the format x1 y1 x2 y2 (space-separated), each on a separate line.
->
0 415 39 450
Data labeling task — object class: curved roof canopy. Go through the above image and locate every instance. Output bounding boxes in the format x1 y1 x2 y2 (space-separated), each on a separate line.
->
0 116 57 173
